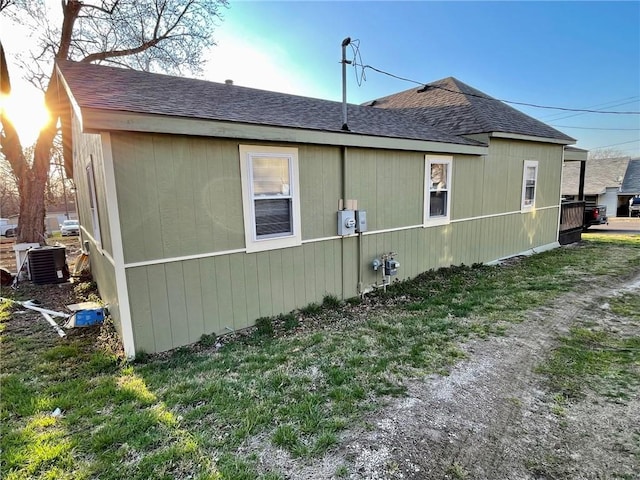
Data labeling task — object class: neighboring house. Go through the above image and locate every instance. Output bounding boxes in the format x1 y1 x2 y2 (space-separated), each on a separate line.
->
55 61 577 357
561 157 640 216
620 159 640 213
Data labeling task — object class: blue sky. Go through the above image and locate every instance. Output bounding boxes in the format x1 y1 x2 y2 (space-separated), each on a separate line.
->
2 1 639 155
204 0 640 156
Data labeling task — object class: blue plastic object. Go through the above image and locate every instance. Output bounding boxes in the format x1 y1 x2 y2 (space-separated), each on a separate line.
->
74 308 104 326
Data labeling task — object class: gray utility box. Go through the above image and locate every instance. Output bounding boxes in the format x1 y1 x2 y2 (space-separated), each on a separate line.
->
355 210 367 233
338 210 356 236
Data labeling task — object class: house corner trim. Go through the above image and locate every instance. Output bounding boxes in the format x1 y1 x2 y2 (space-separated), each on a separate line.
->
101 132 136 358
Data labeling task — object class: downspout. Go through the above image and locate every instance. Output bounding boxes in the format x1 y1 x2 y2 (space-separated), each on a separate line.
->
357 222 363 295
340 37 353 298
341 145 348 299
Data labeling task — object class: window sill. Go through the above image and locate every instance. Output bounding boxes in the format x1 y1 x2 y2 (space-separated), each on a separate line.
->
423 218 451 228
245 235 302 254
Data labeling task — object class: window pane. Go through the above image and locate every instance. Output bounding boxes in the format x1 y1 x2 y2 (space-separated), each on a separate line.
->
525 166 536 182
252 157 290 195
524 187 535 205
430 191 447 217
430 163 448 190
255 198 292 237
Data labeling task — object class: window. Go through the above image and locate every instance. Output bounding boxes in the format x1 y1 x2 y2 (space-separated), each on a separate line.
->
424 155 452 226
521 160 538 211
86 157 102 244
239 145 301 252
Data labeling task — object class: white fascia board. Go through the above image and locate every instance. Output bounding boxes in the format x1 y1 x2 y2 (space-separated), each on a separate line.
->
563 149 589 162
101 133 137 359
80 108 488 156
490 131 574 146
54 65 84 130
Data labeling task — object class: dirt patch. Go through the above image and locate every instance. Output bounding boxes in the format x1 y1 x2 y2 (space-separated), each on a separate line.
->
247 273 640 479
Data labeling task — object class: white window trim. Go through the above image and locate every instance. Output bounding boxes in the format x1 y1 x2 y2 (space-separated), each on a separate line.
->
239 145 302 253
424 155 453 227
86 156 102 246
521 160 539 212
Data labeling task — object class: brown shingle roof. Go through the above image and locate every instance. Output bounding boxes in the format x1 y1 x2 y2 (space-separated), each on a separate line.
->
56 60 483 147
368 77 575 143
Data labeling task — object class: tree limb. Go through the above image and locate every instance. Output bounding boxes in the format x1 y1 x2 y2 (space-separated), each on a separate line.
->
77 0 120 16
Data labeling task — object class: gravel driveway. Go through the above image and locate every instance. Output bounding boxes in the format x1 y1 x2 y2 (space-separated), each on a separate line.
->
253 272 640 479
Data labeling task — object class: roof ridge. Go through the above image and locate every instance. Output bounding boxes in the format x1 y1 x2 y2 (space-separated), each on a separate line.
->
436 77 496 134
366 75 575 143
55 60 487 147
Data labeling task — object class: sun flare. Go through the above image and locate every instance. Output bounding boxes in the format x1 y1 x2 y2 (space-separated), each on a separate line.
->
0 89 51 147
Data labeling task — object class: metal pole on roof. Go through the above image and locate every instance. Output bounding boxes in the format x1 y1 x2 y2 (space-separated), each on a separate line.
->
341 37 351 131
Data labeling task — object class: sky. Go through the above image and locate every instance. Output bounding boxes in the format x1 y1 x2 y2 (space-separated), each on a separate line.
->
1 1 639 156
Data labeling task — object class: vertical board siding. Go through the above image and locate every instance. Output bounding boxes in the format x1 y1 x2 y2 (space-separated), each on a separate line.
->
128 241 346 353
183 259 205 344
72 114 113 254
299 145 343 240
127 267 154 352
123 136 564 353
112 134 245 264
348 148 424 231
71 114 120 335
451 155 485 220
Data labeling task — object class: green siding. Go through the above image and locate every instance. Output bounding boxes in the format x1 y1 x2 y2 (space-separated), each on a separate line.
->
348 148 424 230
71 113 120 334
112 134 245 264
72 114 113 255
113 136 347 263
451 155 485 220
118 134 565 354
127 241 345 353
299 145 342 239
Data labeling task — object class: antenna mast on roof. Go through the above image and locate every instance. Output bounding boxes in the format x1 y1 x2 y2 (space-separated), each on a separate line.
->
341 37 351 131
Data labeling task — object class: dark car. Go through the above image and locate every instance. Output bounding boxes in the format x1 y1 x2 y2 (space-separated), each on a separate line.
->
583 204 607 230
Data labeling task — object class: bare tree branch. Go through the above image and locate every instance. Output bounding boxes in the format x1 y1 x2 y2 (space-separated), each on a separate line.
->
1 0 228 242
0 0 15 13
77 0 120 16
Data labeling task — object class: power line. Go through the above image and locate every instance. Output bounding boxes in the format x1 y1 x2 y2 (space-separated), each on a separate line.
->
539 96 640 121
590 139 640 149
358 63 640 115
551 125 640 131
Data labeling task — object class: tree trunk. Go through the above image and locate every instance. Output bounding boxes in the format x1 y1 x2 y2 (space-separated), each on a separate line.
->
16 167 47 243
3 2 81 244
15 121 58 244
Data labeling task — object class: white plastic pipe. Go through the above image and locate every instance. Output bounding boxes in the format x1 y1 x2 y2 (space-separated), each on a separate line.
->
22 300 71 318
41 312 67 338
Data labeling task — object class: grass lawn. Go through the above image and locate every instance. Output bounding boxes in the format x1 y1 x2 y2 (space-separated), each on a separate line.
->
1 234 639 479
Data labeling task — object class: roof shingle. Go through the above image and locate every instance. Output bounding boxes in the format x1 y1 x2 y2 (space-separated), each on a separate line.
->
56 60 483 147
368 77 575 143
620 159 640 194
562 157 630 196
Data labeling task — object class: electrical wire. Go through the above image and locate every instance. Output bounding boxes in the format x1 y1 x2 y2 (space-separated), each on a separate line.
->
357 62 640 115
550 125 640 131
589 139 640 149
539 97 640 121
348 39 367 87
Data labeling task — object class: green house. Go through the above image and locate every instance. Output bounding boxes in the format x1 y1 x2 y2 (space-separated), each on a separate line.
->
55 61 576 357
